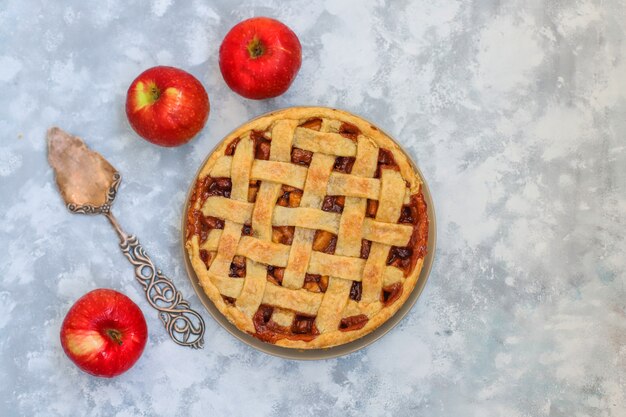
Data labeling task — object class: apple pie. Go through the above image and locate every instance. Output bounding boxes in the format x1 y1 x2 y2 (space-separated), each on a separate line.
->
185 107 428 349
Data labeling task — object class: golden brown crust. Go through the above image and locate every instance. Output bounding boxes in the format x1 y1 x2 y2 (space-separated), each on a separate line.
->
185 107 427 349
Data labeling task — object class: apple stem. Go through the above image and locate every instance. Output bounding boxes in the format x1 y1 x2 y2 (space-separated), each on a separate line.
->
150 85 160 102
247 37 265 59
106 329 124 346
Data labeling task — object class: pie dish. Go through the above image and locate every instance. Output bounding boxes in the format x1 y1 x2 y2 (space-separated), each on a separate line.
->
185 107 429 349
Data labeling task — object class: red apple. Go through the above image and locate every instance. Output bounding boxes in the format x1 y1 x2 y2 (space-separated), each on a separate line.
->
219 17 302 99
126 66 210 147
60 289 148 378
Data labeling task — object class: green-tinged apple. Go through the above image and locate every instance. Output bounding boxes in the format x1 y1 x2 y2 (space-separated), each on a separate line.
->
126 66 209 147
219 17 302 99
60 289 148 378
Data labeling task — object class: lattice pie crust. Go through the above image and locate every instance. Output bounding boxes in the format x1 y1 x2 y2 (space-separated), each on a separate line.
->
185 107 428 349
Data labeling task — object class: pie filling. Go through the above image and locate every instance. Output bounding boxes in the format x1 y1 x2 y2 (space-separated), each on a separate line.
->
187 115 429 344
253 305 320 343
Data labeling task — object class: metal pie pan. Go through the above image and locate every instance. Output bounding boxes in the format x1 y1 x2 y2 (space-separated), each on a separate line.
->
181 107 437 360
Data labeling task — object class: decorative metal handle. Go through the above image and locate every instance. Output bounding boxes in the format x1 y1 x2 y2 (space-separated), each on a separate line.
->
65 171 204 348
104 212 205 349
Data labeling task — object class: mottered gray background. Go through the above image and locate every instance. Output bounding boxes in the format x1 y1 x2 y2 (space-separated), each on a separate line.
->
1 0 625 416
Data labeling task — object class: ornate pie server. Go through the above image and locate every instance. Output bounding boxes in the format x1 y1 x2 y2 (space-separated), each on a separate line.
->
47 127 205 349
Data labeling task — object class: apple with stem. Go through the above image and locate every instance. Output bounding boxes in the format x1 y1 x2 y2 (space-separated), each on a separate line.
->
126 66 210 147
60 289 148 378
219 17 302 99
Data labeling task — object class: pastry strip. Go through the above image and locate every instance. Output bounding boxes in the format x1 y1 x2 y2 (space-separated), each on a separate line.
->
208 271 244 299
199 229 223 252
210 157 308 189
208 155 232 177
326 173 380 199
307 252 366 281
251 183 282 240
383 266 404 286
281 228 315 289
251 120 297 240
269 120 299 160
236 236 290 266
252 160 308 189
202 197 254 224
261 283 323 316
272 206 340 233
236 259 268 318
342 299 383 318
359 243 389 303
374 169 405 222
208 140 254 277
313 277 352 333
362 219 413 247
230 135 254 202
271 308 295 327
293 128 357 157
361 169 406 303
282 153 335 289
208 220 243 277
335 136 378 257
